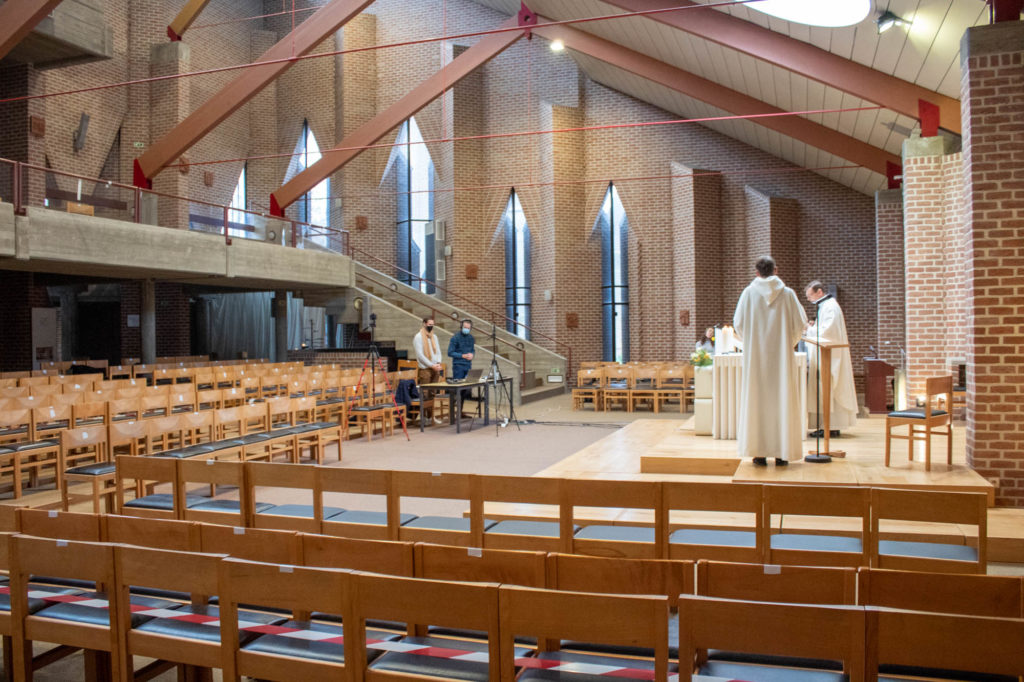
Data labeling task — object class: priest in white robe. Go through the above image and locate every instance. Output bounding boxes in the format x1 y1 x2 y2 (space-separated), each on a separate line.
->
804 281 858 435
733 256 807 465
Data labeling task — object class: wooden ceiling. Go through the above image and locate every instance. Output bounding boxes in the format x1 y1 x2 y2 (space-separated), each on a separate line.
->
468 0 990 194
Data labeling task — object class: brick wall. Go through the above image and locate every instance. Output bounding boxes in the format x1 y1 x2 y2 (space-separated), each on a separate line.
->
875 190 904 367
155 282 191 357
961 22 1024 506
0 271 52 371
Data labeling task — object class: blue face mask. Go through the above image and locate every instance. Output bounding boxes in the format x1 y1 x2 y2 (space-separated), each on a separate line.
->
461 328 471 335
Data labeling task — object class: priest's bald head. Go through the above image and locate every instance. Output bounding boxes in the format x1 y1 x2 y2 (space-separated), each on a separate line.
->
755 256 777 278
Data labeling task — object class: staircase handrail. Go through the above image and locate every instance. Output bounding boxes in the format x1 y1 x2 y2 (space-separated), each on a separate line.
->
350 247 571 381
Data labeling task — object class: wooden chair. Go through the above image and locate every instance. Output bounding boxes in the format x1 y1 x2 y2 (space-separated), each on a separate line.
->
663 481 765 563
31 404 72 441
302 534 415 577
8 536 123 680
101 514 200 552
499 585 670 682
571 368 604 411
655 365 692 413
195 389 222 410
547 552 692 609
198 524 302 564
146 415 185 453
479 475 569 553
629 365 660 412
857 567 1023 618
352 573 502 681
112 544 245 680
393 471 486 546
678 595 865 682
220 558 351 682
601 366 634 412
115 455 181 519
70 400 107 428
60 425 114 513
869 487 987 574
866 607 1024 682
564 479 664 559
178 459 252 526
415 543 546 588
168 390 197 414
106 397 140 422
1 409 60 498
885 375 953 471
247 461 325 533
764 484 871 567
697 560 856 605
319 468 411 540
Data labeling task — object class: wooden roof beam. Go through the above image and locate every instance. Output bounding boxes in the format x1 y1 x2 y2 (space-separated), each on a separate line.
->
0 0 64 60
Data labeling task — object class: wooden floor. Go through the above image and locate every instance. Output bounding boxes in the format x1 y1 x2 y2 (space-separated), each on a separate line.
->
540 416 995 503
521 415 1024 563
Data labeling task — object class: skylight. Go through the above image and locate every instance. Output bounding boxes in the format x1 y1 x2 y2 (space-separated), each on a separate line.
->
746 0 871 28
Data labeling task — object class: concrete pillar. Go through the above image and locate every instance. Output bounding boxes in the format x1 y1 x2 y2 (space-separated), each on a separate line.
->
274 290 289 362
961 21 1024 506
141 279 156 364
149 42 191 229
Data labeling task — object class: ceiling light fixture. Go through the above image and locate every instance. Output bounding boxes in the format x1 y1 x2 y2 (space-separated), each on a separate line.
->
550 39 565 52
746 0 870 28
876 10 907 34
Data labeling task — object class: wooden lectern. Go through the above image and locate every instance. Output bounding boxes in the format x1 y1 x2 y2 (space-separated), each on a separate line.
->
864 357 895 414
803 336 849 459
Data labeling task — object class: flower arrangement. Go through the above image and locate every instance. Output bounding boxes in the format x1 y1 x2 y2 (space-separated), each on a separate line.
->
690 348 713 367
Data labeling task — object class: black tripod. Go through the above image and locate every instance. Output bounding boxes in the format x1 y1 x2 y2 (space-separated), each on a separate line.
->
488 323 520 436
354 313 410 441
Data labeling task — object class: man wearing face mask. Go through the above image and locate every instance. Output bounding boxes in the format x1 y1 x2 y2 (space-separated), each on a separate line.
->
414 317 444 385
447 319 476 381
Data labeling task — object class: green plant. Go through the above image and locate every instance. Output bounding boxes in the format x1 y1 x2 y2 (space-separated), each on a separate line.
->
690 348 713 367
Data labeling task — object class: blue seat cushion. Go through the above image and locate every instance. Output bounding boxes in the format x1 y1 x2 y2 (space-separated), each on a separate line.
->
156 444 217 459
0 585 84 614
369 635 518 681
403 516 497 532
879 665 1017 682
242 621 401 664
0 447 14 455
36 592 182 627
709 649 842 671
135 604 287 643
10 440 58 452
124 493 206 511
65 462 117 476
240 433 274 444
878 540 978 562
257 504 346 519
210 439 246 451
771 533 862 553
701 660 847 682
518 650 674 681
888 408 947 419
670 528 756 547
329 510 418 526
575 525 655 543
350 405 391 413
486 520 579 538
190 499 275 514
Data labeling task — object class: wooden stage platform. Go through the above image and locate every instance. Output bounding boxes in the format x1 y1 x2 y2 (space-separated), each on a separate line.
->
502 417 1024 564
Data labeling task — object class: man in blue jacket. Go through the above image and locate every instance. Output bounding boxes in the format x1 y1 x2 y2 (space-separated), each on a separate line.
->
447 319 475 380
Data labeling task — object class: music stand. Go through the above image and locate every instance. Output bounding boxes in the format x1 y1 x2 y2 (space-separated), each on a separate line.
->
803 335 848 461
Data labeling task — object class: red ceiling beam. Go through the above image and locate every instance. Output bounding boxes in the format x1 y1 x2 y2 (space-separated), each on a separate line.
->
600 0 962 135
534 22 900 177
134 0 376 189
167 0 214 41
270 14 530 214
0 0 64 60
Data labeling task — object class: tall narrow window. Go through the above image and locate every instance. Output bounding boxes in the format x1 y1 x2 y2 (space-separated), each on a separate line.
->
385 117 435 293
284 120 330 247
228 164 248 238
502 189 531 339
597 183 629 362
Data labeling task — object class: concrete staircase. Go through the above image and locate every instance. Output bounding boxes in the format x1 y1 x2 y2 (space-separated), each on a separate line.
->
351 261 567 404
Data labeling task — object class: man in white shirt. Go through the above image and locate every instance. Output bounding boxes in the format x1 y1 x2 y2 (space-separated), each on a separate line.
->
733 256 807 465
413 317 444 423
805 281 858 437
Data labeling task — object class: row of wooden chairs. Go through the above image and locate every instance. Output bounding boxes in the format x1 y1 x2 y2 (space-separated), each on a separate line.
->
1 395 349 502
108 460 989 574
1 508 1021 681
573 364 695 412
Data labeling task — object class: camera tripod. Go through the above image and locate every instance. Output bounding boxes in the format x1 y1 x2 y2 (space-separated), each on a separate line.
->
354 313 410 441
488 323 520 436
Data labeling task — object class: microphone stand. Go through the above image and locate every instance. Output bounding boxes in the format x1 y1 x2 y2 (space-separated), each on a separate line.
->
489 323 520 436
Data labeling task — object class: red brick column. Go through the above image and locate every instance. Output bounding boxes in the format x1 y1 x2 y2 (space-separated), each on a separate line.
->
961 21 1024 506
149 42 191 229
875 189 904 366
672 163 722 356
